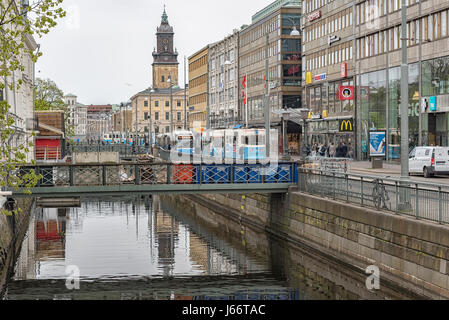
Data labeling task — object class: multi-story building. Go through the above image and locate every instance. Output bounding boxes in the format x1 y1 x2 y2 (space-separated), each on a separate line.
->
1 33 38 162
304 0 449 161
87 105 112 142
238 0 302 130
302 0 355 149
130 8 188 137
64 94 88 143
208 30 240 129
188 46 209 130
111 102 132 134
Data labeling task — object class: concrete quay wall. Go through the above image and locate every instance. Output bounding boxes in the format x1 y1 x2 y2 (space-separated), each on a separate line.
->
177 191 449 299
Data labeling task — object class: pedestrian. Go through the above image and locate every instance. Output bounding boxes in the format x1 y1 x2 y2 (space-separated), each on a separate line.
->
319 144 326 157
328 142 336 158
348 143 354 159
336 142 342 158
341 142 348 158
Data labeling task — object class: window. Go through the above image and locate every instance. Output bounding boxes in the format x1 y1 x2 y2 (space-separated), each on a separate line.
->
144 112 149 120
177 100 181 107
165 101 169 107
165 112 170 120
144 100 148 107
161 76 165 83
155 101 159 107
155 112 159 120
165 126 170 133
177 112 181 121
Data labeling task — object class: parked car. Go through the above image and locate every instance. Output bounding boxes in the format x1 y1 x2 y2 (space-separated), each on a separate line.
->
409 147 449 178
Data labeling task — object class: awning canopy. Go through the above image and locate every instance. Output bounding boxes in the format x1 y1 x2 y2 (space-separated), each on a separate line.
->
234 124 243 129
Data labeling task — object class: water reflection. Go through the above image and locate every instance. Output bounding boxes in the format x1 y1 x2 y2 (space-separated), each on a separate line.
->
5 195 414 300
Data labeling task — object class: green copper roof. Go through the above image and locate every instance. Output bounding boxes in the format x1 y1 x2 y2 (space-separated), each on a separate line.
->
252 0 301 23
162 7 168 23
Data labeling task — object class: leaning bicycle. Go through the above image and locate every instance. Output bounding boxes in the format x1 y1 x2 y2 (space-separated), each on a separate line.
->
372 178 391 210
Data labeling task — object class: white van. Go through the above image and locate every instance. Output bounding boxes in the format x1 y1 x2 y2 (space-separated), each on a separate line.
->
409 147 449 178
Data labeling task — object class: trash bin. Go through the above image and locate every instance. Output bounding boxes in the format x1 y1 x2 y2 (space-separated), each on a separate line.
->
372 158 383 169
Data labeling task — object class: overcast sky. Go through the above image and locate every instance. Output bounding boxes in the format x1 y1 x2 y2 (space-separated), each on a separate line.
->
36 0 274 105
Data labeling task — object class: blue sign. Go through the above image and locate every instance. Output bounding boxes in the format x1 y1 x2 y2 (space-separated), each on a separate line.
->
430 96 437 111
369 131 386 157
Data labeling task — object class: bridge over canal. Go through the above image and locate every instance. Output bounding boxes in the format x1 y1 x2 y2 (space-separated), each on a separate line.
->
10 162 298 197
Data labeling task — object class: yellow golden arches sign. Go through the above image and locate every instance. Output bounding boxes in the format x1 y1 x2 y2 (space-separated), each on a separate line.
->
339 119 354 132
322 110 328 118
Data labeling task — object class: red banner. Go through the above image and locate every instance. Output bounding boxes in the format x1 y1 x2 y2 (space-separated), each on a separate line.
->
242 74 247 89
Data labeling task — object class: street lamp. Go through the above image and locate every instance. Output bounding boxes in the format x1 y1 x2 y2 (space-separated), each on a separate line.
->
149 88 155 154
281 110 290 161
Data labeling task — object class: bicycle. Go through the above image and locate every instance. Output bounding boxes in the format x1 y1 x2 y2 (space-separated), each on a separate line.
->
372 178 391 210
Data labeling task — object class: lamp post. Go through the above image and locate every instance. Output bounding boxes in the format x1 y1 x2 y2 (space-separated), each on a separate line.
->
168 77 174 134
281 110 291 161
149 88 155 154
135 99 139 147
399 0 411 211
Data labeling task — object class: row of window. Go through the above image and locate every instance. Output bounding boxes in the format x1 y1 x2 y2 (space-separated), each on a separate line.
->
210 49 236 70
240 16 280 48
357 9 449 59
189 54 208 73
305 42 353 71
189 93 207 106
240 41 279 69
210 88 235 105
304 7 353 43
144 111 183 121
141 100 183 108
190 74 207 90
210 69 236 88
304 0 335 15
357 0 423 26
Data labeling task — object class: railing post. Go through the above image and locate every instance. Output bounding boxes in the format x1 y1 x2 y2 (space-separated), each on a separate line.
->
103 165 107 186
199 163 202 185
36 166 41 187
166 164 170 184
69 165 74 186
415 183 419 220
346 174 349 202
395 181 399 214
230 164 234 184
135 164 140 185
439 186 443 224
333 172 336 199
361 176 364 206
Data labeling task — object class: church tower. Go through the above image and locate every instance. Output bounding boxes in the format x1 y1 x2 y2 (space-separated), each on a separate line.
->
152 7 179 89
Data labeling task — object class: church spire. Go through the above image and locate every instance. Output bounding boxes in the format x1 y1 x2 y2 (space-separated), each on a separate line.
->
161 5 168 24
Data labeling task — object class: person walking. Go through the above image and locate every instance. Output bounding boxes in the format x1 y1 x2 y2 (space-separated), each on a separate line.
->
341 142 348 158
328 142 336 158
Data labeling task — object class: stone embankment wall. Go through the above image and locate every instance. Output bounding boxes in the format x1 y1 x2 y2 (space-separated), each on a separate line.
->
0 198 34 296
170 190 449 299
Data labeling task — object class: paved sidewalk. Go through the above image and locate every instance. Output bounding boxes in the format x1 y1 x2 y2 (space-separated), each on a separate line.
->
349 161 400 175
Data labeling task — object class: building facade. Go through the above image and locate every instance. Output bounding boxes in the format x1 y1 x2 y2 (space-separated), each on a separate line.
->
208 31 240 129
303 0 449 161
64 94 88 143
239 1 302 128
87 105 112 142
302 0 355 150
1 33 38 162
188 46 209 130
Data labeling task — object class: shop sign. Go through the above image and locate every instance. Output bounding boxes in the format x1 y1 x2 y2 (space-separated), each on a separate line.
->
369 131 386 157
340 62 347 78
306 72 313 84
339 119 354 132
314 73 326 81
430 96 437 111
328 35 341 46
308 10 321 22
338 86 354 101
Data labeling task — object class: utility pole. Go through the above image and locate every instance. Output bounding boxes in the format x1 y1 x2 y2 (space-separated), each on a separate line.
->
400 0 411 211
135 99 139 147
264 32 270 160
184 55 187 130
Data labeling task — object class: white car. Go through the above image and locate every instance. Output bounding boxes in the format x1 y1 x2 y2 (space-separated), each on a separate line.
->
409 147 449 178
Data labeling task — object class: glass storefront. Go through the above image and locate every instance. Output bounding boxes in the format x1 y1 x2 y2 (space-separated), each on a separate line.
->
359 64 419 161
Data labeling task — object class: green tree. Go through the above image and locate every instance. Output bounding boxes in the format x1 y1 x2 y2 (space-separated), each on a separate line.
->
0 0 66 216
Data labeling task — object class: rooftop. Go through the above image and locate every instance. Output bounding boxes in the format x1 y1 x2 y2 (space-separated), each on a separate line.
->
251 0 301 24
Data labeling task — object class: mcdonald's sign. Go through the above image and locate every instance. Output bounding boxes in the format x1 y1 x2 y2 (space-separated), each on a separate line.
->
339 119 354 132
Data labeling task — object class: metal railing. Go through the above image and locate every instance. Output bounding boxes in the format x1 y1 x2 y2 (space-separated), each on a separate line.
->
15 162 298 188
67 145 148 156
298 168 449 224
35 147 61 161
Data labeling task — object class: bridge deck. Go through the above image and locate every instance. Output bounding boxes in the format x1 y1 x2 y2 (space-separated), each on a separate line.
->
11 162 298 197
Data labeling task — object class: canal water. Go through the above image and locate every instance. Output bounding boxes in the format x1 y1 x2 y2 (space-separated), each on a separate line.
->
2 195 414 300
